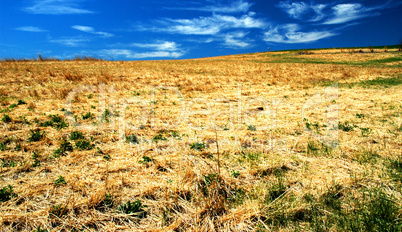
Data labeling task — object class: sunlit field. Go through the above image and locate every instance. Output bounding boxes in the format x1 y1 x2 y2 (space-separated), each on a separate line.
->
0 47 401 231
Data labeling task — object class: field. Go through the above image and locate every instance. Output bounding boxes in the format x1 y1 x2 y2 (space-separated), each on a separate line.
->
0 47 401 231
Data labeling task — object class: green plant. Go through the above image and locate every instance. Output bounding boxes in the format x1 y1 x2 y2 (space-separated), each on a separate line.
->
1 114 11 123
139 156 153 164
117 200 147 218
338 121 357 132
0 142 8 151
32 150 40 167
32 226 48 232
101 109 112 122
40 115 68 130
9 103 18 109
231 170 241 178
360 127 372 137
95 194 114 211
355 113 365 118
247 125 257 131
50 204 68 218
75 139 94 150
54 138 73 157
356 150 379 164
152 134 167 142
82 112 95 120
28 129 45 142
190 142 208 151
17 100 27 105
53 176 66 185
69 131 85 140
126 134 139 144
1 158 17 167
0 185 17 202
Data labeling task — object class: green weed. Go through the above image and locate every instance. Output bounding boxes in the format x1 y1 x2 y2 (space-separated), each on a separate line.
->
117 200 147 218
28 129 45 142
0 185 17 202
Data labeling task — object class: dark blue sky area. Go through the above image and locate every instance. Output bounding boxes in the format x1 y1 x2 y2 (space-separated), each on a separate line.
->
1 0 401 60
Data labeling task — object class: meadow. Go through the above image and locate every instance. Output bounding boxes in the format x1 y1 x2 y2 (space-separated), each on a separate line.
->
0 47 401 231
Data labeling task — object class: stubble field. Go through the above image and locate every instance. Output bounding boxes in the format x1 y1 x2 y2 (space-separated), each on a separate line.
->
0 47 401 231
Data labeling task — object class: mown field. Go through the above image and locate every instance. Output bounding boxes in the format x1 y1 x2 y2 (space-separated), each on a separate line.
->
0 47 401 231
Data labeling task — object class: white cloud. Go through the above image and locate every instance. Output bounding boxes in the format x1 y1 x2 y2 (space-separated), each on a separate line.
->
222 32 250 48
149 12 265 35
24 0 93 15
15 26 47 32
99 49 184 59
171 0 253 13
129 41 179 51
277 1 328 22
277 2 309 19
72 25 113 37
263 24 335 44
323 3 366 25
49 38 88 47
323 1 391 25
310 4 327 22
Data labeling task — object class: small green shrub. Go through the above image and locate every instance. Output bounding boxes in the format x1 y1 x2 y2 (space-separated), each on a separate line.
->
40 115 68 130
95 194 114 211
53 176 66 185
355 113 365 119
117 200 147 218
247 125 257 131
126 134 139 144
50 204 68 218
0 185 17 202
139 156 153 164
32 150 40 167
9 103 18 109
69 131 84 140
1 114 11 123
0 142 8 151
101 109 112 122
75 139 94 150
82 112 95 120
338 121 357 132
28 129 45 142
1 158 17 167
360 127 372 137
54 138 73 157
152 134 167 142
231 170 241 178
190 142 208 151
17 100 27 105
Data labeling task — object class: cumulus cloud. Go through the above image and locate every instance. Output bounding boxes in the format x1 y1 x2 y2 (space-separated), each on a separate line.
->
263 24 335 44
15 26 47 32
72 25 113 37
24 0 93 15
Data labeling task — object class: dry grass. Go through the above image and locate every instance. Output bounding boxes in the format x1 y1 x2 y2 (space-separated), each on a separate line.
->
0 49 401 231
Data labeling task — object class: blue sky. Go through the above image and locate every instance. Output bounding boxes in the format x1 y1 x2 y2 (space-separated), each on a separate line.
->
1 0 401 60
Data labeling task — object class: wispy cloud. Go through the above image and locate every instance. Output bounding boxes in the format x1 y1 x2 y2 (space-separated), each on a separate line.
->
263 24 335 44
277 2 309 20
129 41 179 51
221 31 250 48
323 1 391 25
169 0 253 13
99 49 184 59
277 1 327 22
146 12 265 35
15 26 47 32
72 25 113 37
49 37 88 47
24 0 93 15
